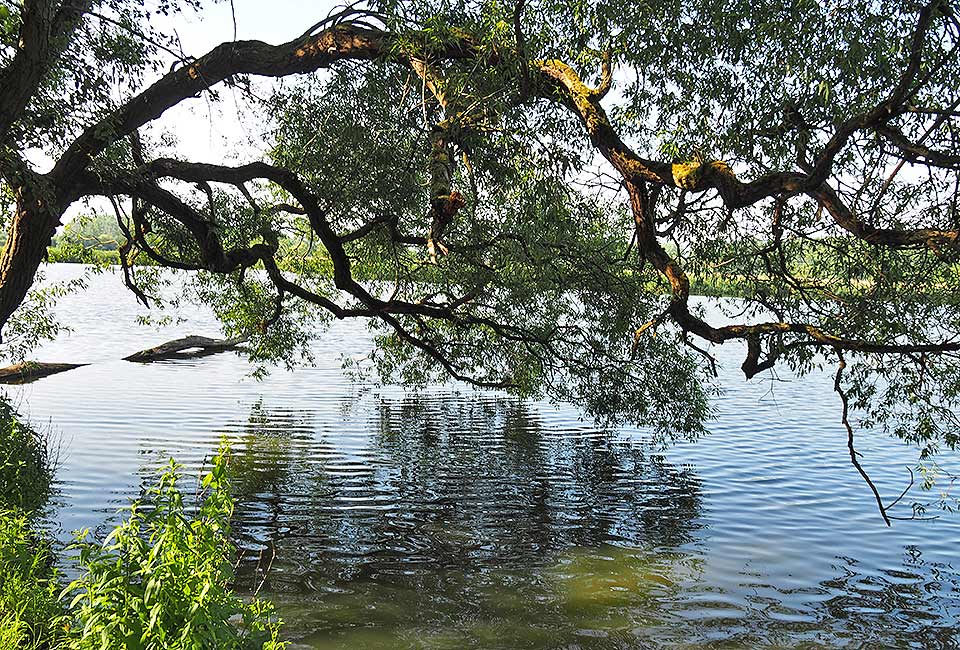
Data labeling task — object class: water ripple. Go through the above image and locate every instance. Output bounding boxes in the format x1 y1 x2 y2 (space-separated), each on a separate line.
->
5 265 960 649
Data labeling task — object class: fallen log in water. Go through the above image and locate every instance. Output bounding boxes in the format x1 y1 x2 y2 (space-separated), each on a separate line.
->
123 335 248 362
0 362 88 384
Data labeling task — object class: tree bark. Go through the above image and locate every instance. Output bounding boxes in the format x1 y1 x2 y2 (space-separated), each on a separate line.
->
0 189 61 335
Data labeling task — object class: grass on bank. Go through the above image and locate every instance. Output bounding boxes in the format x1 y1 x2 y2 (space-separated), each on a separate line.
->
0 508 61 649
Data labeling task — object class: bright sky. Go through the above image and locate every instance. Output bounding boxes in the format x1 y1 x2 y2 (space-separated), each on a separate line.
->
149 0 341 165
63 0 342 222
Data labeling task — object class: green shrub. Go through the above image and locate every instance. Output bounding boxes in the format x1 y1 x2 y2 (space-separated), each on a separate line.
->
46 245 122 265
0 508 62 650
0 401 61 648
62 443 286 650
0 413 283 650
0 400 53 513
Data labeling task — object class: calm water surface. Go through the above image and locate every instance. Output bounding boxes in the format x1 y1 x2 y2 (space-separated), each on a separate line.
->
6 265 960 649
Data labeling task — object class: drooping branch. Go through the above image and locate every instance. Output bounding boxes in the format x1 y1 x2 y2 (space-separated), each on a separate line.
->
99 158 475 321
834 352 892 527
538 48 960 376
74 157 539 388
108 195 151 307
50 23 482 201
116 153 960 385
206 145 960 382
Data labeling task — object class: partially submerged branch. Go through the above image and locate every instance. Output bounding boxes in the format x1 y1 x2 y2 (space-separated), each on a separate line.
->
123 335 249 362
0 361 87 384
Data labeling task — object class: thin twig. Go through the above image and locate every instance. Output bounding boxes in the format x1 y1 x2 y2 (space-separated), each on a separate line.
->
834 350 891 526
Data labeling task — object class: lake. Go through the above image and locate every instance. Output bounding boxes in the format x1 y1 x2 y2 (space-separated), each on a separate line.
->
6 264 960 649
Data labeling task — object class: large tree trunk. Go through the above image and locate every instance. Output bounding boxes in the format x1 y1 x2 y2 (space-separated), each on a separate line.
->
0 190 61 333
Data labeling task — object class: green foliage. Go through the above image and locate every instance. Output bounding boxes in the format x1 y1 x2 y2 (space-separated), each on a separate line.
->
1 267 100 364
47 211 152 266
0 399 53 513
0 508 63 650
62 442 286 650
265 56 710 439
54 213 126 252
47 246 122 265
0 399 61 650
0 415 287 650
4 0 210 153
189 270 329 374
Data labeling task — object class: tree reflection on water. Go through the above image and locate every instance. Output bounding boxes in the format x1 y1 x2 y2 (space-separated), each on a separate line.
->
219 396 958 649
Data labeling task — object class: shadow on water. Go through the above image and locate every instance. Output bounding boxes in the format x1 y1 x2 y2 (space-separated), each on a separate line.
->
211 396 960 649
222 396 704 649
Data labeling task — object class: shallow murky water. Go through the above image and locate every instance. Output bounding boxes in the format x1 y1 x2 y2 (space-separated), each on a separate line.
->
6 265 960 649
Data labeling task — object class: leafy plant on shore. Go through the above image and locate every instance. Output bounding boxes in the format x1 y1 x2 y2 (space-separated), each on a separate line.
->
61 442 286 650
0 509 62 649
0 399 53 512
0 396 285 650
0 399 61 649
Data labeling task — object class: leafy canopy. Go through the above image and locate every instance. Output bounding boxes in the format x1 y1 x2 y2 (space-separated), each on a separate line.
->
0 0 959 506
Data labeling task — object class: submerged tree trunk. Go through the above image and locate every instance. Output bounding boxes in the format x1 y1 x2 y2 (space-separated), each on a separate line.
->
123 335 249 362
0 361 86 384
